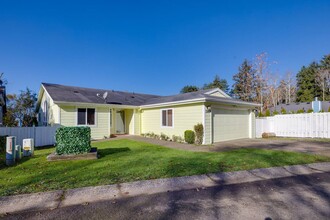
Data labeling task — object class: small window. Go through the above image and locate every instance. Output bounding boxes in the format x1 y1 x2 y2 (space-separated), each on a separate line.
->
161 109 173 127
77 108 95 125
87 109 95 125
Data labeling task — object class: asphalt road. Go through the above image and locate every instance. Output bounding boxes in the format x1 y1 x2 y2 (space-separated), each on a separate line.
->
3 172 330 220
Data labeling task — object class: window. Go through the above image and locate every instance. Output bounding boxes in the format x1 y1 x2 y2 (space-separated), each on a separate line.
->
161 109 173 127
77 108 95 125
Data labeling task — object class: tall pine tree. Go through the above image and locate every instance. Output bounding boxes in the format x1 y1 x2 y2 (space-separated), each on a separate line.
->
231 60 255 101
202 75 229 93
296 62 322 102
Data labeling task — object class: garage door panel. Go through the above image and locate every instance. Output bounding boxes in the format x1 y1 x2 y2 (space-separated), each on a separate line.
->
213 108 249 142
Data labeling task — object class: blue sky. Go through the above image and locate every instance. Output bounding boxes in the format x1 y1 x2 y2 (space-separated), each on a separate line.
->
1 0 330 96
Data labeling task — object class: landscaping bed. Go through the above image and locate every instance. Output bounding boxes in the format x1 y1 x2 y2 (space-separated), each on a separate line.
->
0 139 330 196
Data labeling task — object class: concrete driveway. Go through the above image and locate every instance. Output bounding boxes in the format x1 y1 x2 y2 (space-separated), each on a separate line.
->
211 138 330 157
100 135 330 156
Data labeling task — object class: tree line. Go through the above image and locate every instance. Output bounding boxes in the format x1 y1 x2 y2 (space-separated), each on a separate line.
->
180 53 330 113
0 73 37 127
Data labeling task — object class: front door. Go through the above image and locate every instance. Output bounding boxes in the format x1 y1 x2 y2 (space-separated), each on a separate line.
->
115 110 125 134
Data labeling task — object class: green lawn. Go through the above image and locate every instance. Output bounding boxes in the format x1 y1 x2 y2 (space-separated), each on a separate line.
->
0 139 329 196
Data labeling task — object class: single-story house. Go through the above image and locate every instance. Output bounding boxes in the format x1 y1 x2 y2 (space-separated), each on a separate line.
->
36 83 260 144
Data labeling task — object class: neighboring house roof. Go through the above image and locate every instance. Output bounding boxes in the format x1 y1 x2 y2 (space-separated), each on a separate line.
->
269 101 330 113
37 82 260 110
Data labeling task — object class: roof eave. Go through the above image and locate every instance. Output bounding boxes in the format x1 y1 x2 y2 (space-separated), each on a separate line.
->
140 98 206 109
205 98 261 108
54 101 139 109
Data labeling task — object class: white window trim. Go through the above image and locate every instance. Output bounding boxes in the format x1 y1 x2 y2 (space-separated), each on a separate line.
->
160 108 174 128
76 107 97 127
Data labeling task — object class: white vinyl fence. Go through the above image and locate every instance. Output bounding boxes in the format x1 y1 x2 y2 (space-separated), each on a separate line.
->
256 113 330 138
0 125 60 147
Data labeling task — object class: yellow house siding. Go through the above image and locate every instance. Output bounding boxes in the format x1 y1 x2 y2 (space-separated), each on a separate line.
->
251 111 256 138
141 103 203 138
134 110 141 135
59 106 76 126
204 107 212 145
110 108 115 135
59 105 109 139
49 99 60 125
125 109 134 134
94 107 109 139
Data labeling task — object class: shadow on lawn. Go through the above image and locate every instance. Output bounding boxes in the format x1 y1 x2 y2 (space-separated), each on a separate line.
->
98 147 131 158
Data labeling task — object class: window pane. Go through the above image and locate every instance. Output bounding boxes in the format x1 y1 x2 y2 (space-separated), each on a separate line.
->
167 110 173 127
87 108 95 125
78 108 86 125
162 110 167 126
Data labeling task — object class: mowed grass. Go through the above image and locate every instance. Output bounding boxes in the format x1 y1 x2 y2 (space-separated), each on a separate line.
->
0 139 330 196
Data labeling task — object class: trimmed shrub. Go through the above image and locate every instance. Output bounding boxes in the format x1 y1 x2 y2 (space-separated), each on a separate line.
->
265 109 271 117
258 112 264 117
307 109 313 113
172 135 184 143
328 107 330 112
172 135 179 142
296 109 305 114
273 111 279 115
194 123 204 145
55 127 91 155
160 133 169 141
184 130 195 144
0 135 7 154
281 107 287 114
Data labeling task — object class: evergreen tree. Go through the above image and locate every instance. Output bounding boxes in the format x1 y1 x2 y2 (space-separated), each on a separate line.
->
296 62 322 102
231 60 255 101
202 75 229 93
180 85 199 93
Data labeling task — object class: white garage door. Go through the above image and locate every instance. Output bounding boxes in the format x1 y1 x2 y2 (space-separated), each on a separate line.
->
213 108 250 142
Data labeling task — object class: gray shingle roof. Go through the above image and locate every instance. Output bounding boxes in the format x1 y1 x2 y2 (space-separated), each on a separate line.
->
142 89 215 105
41 83 260 107
269 102 330 113
42 83 160 106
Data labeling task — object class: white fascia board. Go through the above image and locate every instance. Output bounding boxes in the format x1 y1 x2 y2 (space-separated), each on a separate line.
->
206 98 261 108
54 101 139 109
35 86 45 112
140 98 206 109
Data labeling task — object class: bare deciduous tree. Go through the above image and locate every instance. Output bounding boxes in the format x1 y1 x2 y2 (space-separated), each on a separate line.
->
253 52 276 111
316 68 330 101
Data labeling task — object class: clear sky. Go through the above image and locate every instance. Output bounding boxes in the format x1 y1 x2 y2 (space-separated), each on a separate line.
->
1 0 330 96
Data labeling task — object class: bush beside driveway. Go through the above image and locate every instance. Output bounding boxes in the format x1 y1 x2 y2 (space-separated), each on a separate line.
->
0 139 329 197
